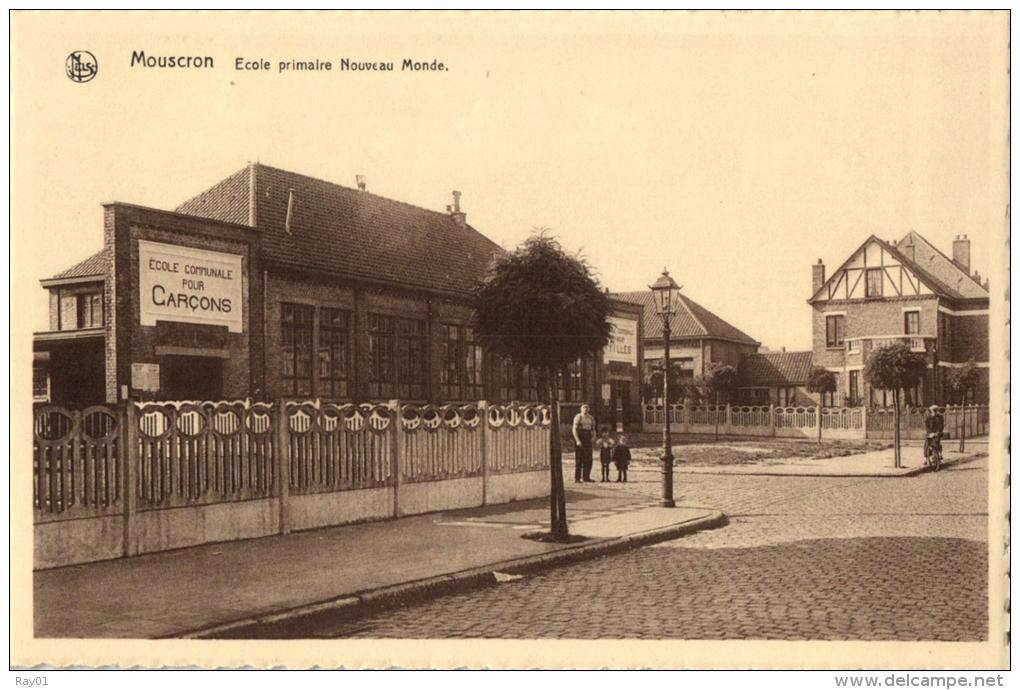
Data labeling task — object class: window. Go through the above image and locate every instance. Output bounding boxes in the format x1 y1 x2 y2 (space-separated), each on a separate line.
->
865 268 884 298
318 308 351 398
33 366 49 402
77 293 102 328
847 339 861 354
849 370 860 406
57 291 102 330
463 327 483 399
368 314 427 399
281 303 314 396
439 324 482 400
778 387 797 407
904 310 920 335
825 315 845 348
821 390 837 407
558 358 586 402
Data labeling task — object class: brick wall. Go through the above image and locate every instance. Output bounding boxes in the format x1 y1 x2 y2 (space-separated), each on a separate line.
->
105 204 263 402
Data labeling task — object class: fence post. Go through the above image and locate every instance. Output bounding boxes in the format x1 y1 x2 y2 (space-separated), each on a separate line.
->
275 399 291 535
480 400 490 506
770 404 776 437
122 401 138 557
860 405 868 440
389 400 402 518
815 404 823 440
725 403 733 435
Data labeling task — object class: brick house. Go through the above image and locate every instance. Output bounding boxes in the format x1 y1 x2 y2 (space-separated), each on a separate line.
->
33 163 645 428
808 231 989 406
735 350 814 407
610 290 759 404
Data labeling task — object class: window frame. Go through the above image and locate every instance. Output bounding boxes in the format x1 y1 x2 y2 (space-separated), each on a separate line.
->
825 314 846 349
281 302 315 397
903 310 920 335
317 307 352 399
865 268 884 298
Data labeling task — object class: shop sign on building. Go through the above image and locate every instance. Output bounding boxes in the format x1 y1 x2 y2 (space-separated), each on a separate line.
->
604 315 638 365
138 240 244 333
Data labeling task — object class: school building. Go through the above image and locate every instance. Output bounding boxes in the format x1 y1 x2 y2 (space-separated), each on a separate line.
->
33 163 644 427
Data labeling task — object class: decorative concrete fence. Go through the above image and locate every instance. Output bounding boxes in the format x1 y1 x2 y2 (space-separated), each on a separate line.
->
642 403 988 442
33 399 551 569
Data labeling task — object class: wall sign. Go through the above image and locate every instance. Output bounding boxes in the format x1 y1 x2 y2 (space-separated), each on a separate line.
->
131 362 160 392
604 315 638 365
138 240 244 333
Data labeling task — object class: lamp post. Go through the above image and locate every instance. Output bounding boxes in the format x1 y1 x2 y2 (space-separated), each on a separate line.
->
649 268 681 508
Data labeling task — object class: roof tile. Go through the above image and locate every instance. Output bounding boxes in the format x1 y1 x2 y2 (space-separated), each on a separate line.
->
610 290 759 345
737 351 814 387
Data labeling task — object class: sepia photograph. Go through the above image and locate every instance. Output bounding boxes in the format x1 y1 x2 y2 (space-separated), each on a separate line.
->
9 9 1010 673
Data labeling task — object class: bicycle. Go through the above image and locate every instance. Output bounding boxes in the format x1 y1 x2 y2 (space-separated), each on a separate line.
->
923 432 943 472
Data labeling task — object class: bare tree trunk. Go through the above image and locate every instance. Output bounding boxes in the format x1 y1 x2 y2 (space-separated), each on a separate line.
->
546 371 568 538
959 403 966 453
893 388 902 469
714 391 720 441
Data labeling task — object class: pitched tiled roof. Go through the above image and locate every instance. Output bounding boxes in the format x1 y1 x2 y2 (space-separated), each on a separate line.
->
45 248 108 282
176 163 504 295
610 290 759 345
737 351 813 387
894 231 988 301
176 166 251 225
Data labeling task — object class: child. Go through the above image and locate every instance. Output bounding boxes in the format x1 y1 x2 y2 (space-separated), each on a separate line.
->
595 427 615 482
613 434 631 483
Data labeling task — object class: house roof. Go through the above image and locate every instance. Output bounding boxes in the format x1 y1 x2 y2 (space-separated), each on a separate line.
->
43 248 108 283
737 350 814 388
175 163 504 295
809 231 988 304
610 290 759 346
894 231 988 301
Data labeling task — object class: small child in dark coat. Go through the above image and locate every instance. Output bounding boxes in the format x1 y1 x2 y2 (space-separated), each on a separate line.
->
612 434 631 483
596 427 615 482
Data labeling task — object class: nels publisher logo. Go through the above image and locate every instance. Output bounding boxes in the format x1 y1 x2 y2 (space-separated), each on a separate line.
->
65 50 98 83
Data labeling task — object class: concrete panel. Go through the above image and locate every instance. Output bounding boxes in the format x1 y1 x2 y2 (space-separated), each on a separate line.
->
132 499 278 555
288 487 394 531
486 470 548 504
398 477 484 516
35 516 124 569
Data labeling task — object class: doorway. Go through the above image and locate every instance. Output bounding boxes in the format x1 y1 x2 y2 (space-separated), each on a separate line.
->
161 356 224 401
609 380 631 430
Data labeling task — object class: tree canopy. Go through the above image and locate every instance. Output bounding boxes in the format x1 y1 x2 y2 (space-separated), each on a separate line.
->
472 233 613 372
863 343 927 393
806 367 837 395
696 363 739 403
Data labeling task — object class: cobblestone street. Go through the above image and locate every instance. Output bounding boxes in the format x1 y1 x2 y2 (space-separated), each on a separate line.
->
318 457 988 640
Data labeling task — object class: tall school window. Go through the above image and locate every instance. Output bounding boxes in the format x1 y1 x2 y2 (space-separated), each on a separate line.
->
825 315 845 348
318 308 351 398
367 314 427 399
558 358 585 402
777 387 797 407
33 366 50 403
865 269 883 298
281 303 314 396
500 361 539 402
849 370 860 406
439 325 485 400
904 310 920 335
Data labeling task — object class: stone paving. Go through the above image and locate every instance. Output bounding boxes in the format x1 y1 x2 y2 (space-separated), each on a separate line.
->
317 457 988 640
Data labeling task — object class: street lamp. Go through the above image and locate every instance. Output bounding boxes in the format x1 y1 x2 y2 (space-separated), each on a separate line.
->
649 268 682 508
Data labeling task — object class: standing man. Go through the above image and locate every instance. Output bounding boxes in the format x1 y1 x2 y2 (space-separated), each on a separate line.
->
572 403 597 482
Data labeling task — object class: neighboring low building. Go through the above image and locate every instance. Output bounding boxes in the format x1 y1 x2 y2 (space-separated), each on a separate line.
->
735 350 814 407
611 289 759 404
808 230 989 406
33 163 645 429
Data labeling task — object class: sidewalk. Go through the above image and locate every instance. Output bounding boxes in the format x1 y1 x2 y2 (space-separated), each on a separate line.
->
634 445 987 477
34 482 722 639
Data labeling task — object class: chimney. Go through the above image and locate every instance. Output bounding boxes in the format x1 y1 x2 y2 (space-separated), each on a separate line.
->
953 234 971 273
450 190 466 228
356 175 367 191
812 258 826 294
284 189 295 235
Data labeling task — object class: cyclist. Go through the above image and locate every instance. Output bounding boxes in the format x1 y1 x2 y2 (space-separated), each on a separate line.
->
923 404 945 471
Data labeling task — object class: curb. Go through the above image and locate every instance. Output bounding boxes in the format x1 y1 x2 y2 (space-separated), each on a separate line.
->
657 452 986 479
174 510 727 639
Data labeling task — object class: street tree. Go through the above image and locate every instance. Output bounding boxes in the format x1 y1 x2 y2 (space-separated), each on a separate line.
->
946 360 980 451
696 363 739 440
806 367 838 443
472 233 612 539
863 343 928 468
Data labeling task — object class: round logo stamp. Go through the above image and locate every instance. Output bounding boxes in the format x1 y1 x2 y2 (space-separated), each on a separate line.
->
65 50 98 83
